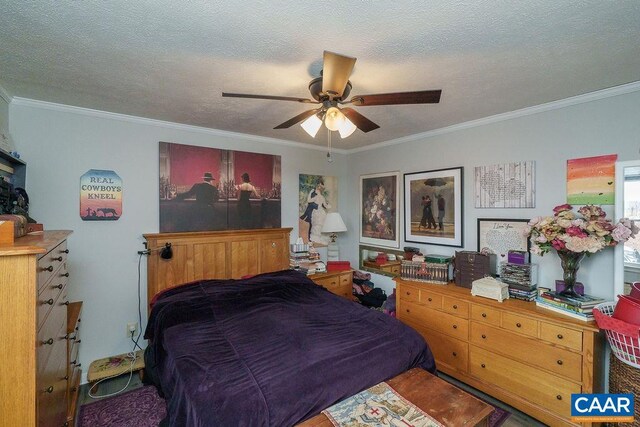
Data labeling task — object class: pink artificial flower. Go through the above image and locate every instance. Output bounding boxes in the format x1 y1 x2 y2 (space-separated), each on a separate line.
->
566 226 587 237
551 239 566 250
611 223 632 242
553 204 572 215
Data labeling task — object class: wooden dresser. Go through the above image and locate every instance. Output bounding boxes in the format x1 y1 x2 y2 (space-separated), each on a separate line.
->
144 228 292 306
308 270 353 299
66 301 83 426
0 230 73 427
395 278 602 427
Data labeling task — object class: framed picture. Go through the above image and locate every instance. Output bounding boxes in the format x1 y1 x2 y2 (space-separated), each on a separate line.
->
298 174 338 246
477 218 530 265
404 167 463 247
360 171 400 248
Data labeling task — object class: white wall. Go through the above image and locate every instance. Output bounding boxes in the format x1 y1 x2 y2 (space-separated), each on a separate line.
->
9 100 348 382
343 89 640 298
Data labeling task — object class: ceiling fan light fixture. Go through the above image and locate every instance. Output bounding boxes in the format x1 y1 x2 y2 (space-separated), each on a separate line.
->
324 107 345 131
338 117 357 138
300 113 322 137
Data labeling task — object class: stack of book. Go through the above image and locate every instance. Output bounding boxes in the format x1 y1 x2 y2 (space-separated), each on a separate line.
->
535 291 605 321
289 244 310 270
500 263 538 301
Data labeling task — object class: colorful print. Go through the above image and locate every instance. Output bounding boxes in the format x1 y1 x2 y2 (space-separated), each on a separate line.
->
567 154 617 205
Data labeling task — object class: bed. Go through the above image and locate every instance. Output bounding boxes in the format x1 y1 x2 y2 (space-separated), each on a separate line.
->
144 269 436 426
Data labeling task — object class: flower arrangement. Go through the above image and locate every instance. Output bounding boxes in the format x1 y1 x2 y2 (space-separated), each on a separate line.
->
526 204 638 256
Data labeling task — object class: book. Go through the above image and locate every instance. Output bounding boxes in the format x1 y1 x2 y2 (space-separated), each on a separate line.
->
535 299 594 321
539 291 605 308
535 297 593 314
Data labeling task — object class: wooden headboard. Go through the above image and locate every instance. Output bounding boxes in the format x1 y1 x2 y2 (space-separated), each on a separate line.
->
143 228 292 310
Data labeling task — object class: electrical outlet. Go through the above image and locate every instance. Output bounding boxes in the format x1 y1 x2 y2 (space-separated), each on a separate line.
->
126 322 138 338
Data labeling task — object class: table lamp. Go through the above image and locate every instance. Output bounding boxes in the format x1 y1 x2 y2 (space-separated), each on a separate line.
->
322 212 347 261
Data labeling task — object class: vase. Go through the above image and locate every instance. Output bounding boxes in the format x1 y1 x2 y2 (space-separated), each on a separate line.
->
557 251 586 297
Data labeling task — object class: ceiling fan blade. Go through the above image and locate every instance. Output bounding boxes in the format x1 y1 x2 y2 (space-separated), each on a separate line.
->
350 90 442 106
321 51 356 98
222 92 318 104
273 109 320 129
341 108 380 133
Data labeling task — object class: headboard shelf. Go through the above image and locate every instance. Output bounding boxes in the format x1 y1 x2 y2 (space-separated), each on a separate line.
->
144 227 292 310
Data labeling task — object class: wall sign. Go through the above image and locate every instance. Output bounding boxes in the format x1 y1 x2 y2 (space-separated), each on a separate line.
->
80 169 122 221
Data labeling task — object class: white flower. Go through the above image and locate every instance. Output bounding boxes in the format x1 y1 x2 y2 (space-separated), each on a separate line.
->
557 218 572 228
564 235 606 253
530 244 543 255
611 223 632 242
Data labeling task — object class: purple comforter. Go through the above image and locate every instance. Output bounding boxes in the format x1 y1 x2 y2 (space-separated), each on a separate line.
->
144 270 435 427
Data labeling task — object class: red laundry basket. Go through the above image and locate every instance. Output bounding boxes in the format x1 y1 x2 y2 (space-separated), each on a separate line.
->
593 302 640 369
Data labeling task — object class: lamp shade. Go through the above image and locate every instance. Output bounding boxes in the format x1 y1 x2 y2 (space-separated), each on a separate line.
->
300 114 322 137
324 107 345 131
338 117 357 138
322 212 347 233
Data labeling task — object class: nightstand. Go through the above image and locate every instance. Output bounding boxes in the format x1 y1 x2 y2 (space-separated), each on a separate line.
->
308 270 353 299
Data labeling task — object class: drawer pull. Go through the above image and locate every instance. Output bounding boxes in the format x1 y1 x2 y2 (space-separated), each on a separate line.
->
516 322 522 328
62 272 70 277
406 309 410 313
62 249 70 254
428 297 432 302
43 298 54 305
63 375 69 380
406 291 411 295
42 338 54 345
76 339 82 344
53 284 64 289
452 304 458 309
482 313 487 318
557 360 563 365
53 256 63 261
557 334 563 339
481 334 486 339
42 265 54 272
69 334 77 341
481 363 486 368
63 300 70 306
70 359 78 365
452 352 457 357
45 386 54 393
557 395 562 400
452 324 458 329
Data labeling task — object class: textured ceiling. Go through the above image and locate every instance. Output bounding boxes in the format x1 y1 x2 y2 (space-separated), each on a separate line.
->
1 1 640 149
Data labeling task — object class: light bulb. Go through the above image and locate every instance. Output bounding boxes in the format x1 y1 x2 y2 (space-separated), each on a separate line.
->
324 107 345 131
300 114 322 137
338 117 357 138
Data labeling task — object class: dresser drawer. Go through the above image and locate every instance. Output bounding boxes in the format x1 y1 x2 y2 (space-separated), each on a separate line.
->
420 288 443 309
471 322 582 382
339 272 351 286
470 304 501 327
470 345 580 416
37 274 68 330
37 295 68 375
442 296 469 318
408 321 468 374
501 312 538 337
402 301 469 341
315 276 340 289
37 376 68 427
37 240 68 290
540 322 583 352
399 285 420 304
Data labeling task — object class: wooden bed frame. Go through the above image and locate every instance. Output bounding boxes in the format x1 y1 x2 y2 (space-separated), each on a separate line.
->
143 228 292 310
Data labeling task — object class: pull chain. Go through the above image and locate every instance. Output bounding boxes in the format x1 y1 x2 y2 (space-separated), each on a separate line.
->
326 129 333 163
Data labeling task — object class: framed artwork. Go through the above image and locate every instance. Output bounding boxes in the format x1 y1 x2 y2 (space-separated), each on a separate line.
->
298 174 338 246
475 160 535 208
567 154 617 205
477 218 530 265
80 169 122 221
404 167 463 247
159 142 281 232
360 171 400 248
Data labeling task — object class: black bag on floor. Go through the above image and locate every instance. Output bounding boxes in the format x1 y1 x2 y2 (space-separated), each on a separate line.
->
356 287 387 308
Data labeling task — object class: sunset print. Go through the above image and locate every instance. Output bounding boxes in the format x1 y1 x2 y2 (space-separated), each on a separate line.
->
567 154 617 205
80 169 123 220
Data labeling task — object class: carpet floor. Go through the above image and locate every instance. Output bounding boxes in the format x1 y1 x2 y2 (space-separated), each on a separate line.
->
78 385 510 427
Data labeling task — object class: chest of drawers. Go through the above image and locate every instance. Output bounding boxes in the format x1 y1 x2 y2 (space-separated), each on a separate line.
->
396 278 602 427
309 270 353 299
0 230 73 427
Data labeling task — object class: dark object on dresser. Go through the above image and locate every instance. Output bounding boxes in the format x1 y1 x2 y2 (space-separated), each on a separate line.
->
454 251 494 288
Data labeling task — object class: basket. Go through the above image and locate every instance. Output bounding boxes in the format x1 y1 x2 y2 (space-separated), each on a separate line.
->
609 355 640 427
593 302 640 369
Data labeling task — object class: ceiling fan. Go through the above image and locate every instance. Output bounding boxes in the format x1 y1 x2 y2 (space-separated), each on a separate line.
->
222 51 442 139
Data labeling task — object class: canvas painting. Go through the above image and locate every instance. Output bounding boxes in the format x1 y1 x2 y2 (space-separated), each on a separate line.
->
475 161 535 208
298 174 338 246
360 172 400 248
159 142 281 232
567 154 617 205
404 167 463 247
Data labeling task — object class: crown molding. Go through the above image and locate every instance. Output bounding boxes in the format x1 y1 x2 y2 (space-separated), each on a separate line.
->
9 97 348 154
0 83 12 104
348 80 640 154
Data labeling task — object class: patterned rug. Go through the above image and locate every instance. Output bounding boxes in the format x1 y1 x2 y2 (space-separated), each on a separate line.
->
78 384 510 427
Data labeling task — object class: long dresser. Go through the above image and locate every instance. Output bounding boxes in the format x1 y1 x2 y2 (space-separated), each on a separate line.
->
396 278 603 427
0 231 77 427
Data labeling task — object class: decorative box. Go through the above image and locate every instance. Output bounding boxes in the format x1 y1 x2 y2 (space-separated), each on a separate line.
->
454 251 495 288
401 260 450 284
326 261 351 272
508 250 529 265
471 277 510 302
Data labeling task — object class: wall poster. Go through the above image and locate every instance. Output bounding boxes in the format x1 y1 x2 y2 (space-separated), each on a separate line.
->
80 169 122 221
360 171 400 248
475 161 535 208
159 142 281 232
298 174 338 246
